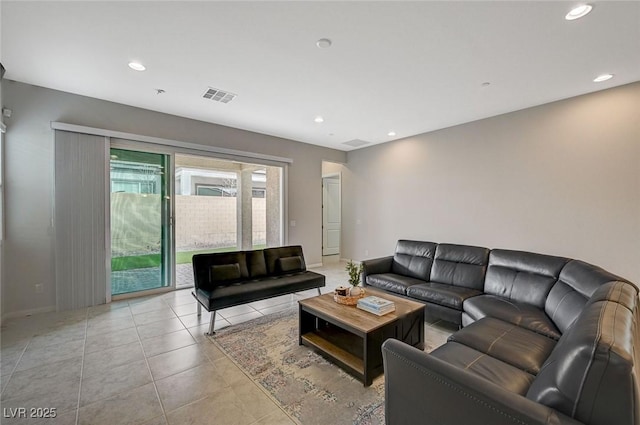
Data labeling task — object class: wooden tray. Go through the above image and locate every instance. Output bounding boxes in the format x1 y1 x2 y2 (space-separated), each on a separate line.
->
333 290 366 306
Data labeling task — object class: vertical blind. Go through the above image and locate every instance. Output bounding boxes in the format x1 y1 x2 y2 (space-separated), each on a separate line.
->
54 130 108 310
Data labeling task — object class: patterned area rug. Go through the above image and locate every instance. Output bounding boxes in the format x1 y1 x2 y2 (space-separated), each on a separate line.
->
212 308 385 425
211 308 450 425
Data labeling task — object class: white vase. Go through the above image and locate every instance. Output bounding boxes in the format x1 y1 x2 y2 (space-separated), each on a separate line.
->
349 286 363 297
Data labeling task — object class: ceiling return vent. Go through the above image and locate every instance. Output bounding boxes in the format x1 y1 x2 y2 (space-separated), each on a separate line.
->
342 139 370 148
202 87 236 103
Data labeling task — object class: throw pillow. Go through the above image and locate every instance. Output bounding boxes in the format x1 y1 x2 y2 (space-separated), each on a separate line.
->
277 256 305 273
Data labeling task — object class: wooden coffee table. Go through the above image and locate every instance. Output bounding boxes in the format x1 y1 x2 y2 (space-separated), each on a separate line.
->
298 287 425 386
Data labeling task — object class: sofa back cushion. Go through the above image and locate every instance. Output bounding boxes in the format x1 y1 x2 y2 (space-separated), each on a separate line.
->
264 246 307 275
483 249 569 308
192 251 249 291
527 282 640 425
391 240 437 281
246 249 268 278
210 263 241 283
430 244 489 290
545 260 628 333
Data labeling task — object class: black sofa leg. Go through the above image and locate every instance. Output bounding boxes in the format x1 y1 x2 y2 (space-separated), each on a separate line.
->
197 302 201 317
317 288 322 296
207 311 216 336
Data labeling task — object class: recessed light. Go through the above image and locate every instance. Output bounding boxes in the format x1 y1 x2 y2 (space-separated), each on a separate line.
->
593 73 614 82
388 131 396 137
316 38 332 49
565 4 593 20
314 116 324 123
481 82 491 87
128 62 146 71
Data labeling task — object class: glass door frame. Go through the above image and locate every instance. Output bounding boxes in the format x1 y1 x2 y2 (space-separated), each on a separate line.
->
109 139 176 300
106 139 290 302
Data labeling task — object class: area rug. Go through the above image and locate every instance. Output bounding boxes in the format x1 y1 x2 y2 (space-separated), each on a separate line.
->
210 308 447 425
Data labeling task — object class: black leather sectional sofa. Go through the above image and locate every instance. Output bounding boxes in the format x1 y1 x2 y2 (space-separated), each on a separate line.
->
192 245 325 335
362 240 639 425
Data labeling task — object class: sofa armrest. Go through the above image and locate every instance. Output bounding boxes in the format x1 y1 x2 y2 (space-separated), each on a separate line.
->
382 339 582 425
361 256 393 285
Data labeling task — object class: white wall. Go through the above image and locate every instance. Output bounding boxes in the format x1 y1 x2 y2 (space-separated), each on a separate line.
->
343 82 640 284
2 80 345 316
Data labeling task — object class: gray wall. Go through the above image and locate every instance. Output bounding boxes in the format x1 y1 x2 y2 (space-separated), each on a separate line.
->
322 160 345 177
343 82 640 284
2 80 345 316
0 67 5 320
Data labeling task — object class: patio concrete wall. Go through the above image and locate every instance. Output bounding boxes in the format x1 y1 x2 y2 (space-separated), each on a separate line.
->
111 193 267 256
175 196 266 250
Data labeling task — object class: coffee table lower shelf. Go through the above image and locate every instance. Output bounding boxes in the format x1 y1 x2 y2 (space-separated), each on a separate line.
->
300 327 365 380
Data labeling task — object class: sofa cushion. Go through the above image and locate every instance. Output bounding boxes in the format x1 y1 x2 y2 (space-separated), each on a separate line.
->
425 302 464 326
463 294 561 340
430 342 535 396
449 317 557 375
545 260 628 333
195 271 325 311
277 255 305 273
210 263 241 284
366 273 424 295
264 246 306 275
246 249 268 278
484 249 569 309
407 282 481 310
391 240 436 281
430 244 490 290
527 295 639 425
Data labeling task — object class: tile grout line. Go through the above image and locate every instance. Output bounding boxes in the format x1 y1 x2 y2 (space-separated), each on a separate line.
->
0 265 343 424
207 332 298 425
76 307 174 419
0 332 33 400
163 299 278 421
74 307 90 425
134 300 171 423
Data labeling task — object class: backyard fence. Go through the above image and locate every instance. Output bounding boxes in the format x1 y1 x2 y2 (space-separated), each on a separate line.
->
111 193 266 256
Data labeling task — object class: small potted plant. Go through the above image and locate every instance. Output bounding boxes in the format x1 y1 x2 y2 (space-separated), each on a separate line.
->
346 260 364 296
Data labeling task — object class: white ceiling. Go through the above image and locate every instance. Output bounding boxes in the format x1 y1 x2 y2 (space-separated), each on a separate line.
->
2 1 639 151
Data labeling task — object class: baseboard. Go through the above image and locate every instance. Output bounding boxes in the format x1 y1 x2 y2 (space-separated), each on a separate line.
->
1 305 56 321
309 259 356 268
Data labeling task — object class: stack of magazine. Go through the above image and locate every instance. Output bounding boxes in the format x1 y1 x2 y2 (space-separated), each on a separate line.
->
357 296 396 316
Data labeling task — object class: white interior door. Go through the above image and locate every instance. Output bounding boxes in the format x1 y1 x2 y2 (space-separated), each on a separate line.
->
322 175 341 256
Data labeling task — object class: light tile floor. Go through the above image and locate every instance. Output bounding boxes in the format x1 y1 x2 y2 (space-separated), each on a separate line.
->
0 262 455 425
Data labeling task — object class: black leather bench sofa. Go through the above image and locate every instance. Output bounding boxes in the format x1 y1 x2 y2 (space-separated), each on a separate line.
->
192 245 325 335
363 240 639 425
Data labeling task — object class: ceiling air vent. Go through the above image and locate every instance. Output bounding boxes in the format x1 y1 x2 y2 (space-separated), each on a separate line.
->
202 87 236 104
342 139 370 148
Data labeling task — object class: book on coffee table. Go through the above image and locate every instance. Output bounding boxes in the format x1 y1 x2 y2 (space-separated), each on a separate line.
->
357 296 396 316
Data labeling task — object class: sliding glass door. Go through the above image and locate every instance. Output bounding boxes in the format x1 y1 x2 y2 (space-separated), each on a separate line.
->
110 148 171 295
108 147 284 293
174 154 283 287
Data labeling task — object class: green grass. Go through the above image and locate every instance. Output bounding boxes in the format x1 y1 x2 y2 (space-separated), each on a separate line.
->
112 253 161 271
111 245 267 271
